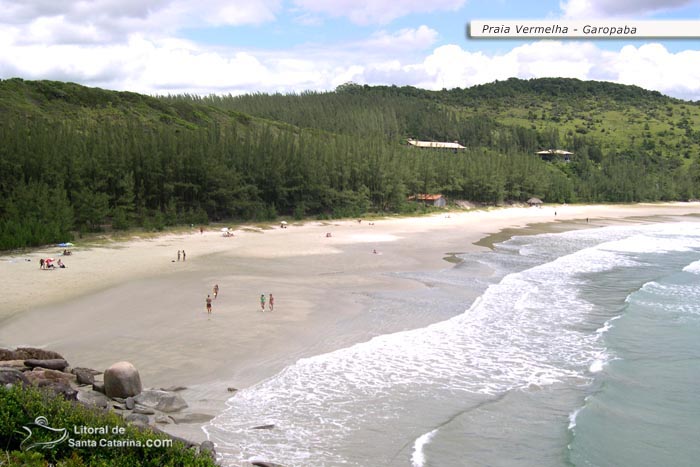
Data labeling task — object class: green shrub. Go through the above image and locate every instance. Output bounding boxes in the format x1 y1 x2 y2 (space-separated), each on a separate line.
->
0 385 217 467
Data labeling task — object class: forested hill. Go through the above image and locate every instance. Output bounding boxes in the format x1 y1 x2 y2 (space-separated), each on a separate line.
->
2 77 700 250
175 77 700 158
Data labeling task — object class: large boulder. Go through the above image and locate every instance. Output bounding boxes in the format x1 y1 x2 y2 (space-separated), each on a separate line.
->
104 361 142 399
134 389 188 413
24 359 68 371
0 367 30 386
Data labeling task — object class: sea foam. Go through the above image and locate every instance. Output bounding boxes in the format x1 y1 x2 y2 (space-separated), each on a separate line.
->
206 221 700 467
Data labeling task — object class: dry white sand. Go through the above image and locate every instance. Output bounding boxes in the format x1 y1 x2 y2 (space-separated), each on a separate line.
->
1 202 699 442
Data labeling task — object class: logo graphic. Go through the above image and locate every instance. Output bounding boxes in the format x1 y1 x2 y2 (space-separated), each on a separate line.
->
19 416 69 451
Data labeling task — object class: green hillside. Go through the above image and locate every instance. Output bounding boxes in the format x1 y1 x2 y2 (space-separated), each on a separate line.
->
186 78 700 160
1 77 699 250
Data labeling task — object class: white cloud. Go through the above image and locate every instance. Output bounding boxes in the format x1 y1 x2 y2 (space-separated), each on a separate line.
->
560 0 699 18
292 0 466 25
0 0 282 45
2 33 700 100
358 26 439 52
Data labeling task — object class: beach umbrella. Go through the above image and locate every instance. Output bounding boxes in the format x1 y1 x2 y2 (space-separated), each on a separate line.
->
58 242 74 247
280 221 288 225
220 227 229 232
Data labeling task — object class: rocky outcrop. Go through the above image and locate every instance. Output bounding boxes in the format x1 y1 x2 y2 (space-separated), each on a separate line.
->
104 361 142 398
135 389 188 413
2 349 220 465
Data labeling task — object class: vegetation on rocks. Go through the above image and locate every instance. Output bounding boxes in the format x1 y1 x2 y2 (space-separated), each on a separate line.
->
0 384 217 467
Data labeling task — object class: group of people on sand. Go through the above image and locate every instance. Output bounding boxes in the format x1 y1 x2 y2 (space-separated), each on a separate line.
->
39 258 65 269
260 293 274 312
204 287 275 314
176 250 186 261
205 284 219 314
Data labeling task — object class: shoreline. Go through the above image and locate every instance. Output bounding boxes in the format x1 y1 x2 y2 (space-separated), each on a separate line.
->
1 203 699 444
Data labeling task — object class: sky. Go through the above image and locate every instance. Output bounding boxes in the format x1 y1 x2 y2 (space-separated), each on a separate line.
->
1 0 700 100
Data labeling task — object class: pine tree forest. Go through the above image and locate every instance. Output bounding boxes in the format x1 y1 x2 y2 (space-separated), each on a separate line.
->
1 77 699 250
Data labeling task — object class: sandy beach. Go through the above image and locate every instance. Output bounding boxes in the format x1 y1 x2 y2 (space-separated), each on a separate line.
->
1 202 699 443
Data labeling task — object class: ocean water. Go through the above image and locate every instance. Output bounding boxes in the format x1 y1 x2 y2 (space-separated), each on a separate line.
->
204 221 700 467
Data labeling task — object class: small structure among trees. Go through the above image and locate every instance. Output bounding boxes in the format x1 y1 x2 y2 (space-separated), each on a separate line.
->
527 197 543 206
408 194 447 207
536 149 574 162
407 139 466 151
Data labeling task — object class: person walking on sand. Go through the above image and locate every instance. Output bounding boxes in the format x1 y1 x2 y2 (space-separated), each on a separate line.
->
213 284 219 299
206 295 212 314
182 250 186 261
177 250 181 261
260 294 266 311
268 293 274 312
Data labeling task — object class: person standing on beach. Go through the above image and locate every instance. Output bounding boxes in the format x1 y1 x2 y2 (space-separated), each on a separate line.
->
182 250 186 261
213 284 219 299
268 293 274 312
206 295 212 314
177 250 181 261
260 294 266 311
